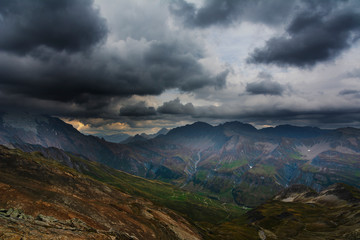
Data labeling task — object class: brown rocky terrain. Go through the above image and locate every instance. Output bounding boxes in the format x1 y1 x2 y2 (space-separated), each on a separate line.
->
0 145 202 240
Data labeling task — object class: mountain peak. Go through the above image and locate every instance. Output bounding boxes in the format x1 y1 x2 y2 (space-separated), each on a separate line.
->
156 127 169 135
219 121 257 132
260 124 327 138
122 134 148 144
166 121 214 137
190 121 213 127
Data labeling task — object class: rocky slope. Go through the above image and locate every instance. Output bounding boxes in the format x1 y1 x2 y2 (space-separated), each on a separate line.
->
0 145 203 240
0 145 252 239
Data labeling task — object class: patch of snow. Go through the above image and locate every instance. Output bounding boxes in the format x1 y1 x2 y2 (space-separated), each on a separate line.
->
281 196 295 202
296 141 331 160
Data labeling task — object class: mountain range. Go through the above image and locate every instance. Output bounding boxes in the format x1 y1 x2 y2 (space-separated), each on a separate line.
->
94 128 169 144
1 144 359 239
0 112 359 208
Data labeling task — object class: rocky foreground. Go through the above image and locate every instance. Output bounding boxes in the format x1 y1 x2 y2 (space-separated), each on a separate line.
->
0 146 202 240
0 208 109 239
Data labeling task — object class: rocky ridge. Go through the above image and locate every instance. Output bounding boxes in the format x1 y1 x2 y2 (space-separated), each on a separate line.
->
0 208 108 239
245 183 360 239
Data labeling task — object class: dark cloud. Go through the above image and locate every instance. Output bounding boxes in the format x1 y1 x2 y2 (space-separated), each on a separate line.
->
339 89 360 98
257 71 273 80
196 105 360 128
339 89 360 95
143 42 228 92
0 38 227 109
169 0 294 28
240 108 360 127
0 0 228 118
0 1 228 113
248 3 360 67
345 68 360 78
127 99 360 129
214 70 229 90
158 98 195 115
0 0 107 54
120 102 156 117
246 80 285 96
171 0 360 67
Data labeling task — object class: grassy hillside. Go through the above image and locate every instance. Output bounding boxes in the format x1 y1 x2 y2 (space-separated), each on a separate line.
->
0 145 250 239
66 153 249 236
246 184 360 239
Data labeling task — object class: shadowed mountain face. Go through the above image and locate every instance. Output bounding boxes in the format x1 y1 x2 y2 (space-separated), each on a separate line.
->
122 128 169 144
95 128 169 144
1 113 360 207
94 132 130 143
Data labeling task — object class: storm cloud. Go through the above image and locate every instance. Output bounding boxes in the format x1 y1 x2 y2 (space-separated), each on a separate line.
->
0 0 228 116
170 0 294 27
120 101 156 117
0 0 107 54
339 89 360 98
122 98 360 129
248 9 360 67
0 40 227 105
158 98 196 115
172 0 360 67
246 80 285 96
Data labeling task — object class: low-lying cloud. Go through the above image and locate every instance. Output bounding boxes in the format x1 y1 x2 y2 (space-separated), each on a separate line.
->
246 80 285 96
158 98 196 115
120 101 157 117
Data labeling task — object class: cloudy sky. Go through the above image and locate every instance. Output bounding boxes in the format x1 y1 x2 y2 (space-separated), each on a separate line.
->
1 0 360 135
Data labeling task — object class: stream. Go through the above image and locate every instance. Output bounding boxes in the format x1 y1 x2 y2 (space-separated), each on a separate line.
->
181 150 202 188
